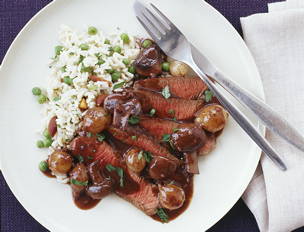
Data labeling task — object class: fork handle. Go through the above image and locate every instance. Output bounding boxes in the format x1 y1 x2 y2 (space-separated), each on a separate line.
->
187 58 287 171
191 46 304 153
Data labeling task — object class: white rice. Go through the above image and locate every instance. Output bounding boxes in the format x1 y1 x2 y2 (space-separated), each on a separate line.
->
41 25 140 150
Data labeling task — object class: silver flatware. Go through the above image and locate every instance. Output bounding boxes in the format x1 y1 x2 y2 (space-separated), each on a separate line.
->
191 46 304 153
134 1 288 170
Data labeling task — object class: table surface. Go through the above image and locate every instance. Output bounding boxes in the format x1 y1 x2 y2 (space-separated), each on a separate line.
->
0 0 303 231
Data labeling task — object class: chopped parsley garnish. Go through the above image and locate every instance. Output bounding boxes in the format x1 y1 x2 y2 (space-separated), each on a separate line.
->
131 135 137 140
168 109 175 116
143 151 153 163
105 164 124 187
60 65 67 73
76 155 84 163
113 81 125 90
87 132 92 138
77 55 85 65
128 116 140 125
162 134 171 142
173 128 180 133
87 156 94 160
156 208 169 223
106 164 116 172
97 133 106 142
204 90 214 102
149 108 156 116
161 85 171 99
70 179 88 186
138 150 143 160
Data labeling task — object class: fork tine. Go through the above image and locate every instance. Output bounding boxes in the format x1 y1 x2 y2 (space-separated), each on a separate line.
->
141 12 164 38
143 7 170 34
150 3 179 31
136 16 161 42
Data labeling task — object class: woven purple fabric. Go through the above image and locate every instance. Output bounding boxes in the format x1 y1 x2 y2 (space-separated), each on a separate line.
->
0 0 303 232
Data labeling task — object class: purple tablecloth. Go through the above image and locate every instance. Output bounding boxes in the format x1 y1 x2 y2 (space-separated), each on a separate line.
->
0 1 303 231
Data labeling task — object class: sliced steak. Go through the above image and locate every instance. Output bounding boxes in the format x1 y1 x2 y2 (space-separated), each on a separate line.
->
134 76 207 99
116 171 159 215
138 116 192 140
107 126 180 164
94 141 159 215
69 136 159 215
197 134 216 156
133 89 204 120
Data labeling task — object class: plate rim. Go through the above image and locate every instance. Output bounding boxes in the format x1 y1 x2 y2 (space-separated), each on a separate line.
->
0 0 264 231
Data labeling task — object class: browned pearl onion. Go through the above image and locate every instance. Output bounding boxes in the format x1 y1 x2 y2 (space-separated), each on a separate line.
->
48 151 73 175
82 107 112 134
125 148 146 173
159 184 186 210
195 104 228 133
169 60 189 76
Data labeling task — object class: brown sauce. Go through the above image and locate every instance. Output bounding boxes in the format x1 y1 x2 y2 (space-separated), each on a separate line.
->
151 173 194 222
165 176 193 222
74 193 101 210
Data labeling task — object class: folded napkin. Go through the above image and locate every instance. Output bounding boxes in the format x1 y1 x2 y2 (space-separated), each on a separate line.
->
241 1 304 231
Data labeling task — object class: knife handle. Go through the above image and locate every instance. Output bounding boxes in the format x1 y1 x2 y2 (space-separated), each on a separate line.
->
212 70 304 152
187 57 287 171
191 45 304 153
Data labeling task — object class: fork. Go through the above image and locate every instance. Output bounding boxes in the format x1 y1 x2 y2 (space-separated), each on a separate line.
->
134 1 289 170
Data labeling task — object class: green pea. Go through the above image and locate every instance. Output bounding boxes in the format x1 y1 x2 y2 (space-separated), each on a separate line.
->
162 62 170 72
104 39 110 44
55 45 63 57
53 96 61 101
122 58 130 66
97 58 105 65
32 87 41 96
36 140 45 148
128 66 136 74
38 95 47 104
39 161 49 172
79 44 89 50
120 33 130 44
142 39 152 48
81 66 94 73
63 76 73 85
88 26 98 35
108 47 114 56
106 69 115 74
113 46 121 54
43 129 52 139
111 71 121 82
44 138 53 147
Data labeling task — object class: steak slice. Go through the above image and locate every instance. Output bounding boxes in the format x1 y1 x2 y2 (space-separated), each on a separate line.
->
134 76 207 99
116 171 159 215
139 116 192 140
69 136 159 215
197 134 216 156
108 126 180 164
133 89 204 120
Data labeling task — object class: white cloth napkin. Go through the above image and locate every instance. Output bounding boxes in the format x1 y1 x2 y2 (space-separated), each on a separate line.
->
241 1 304 231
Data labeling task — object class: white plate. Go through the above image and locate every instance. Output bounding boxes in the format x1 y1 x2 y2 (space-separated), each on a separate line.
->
0 0 264 231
